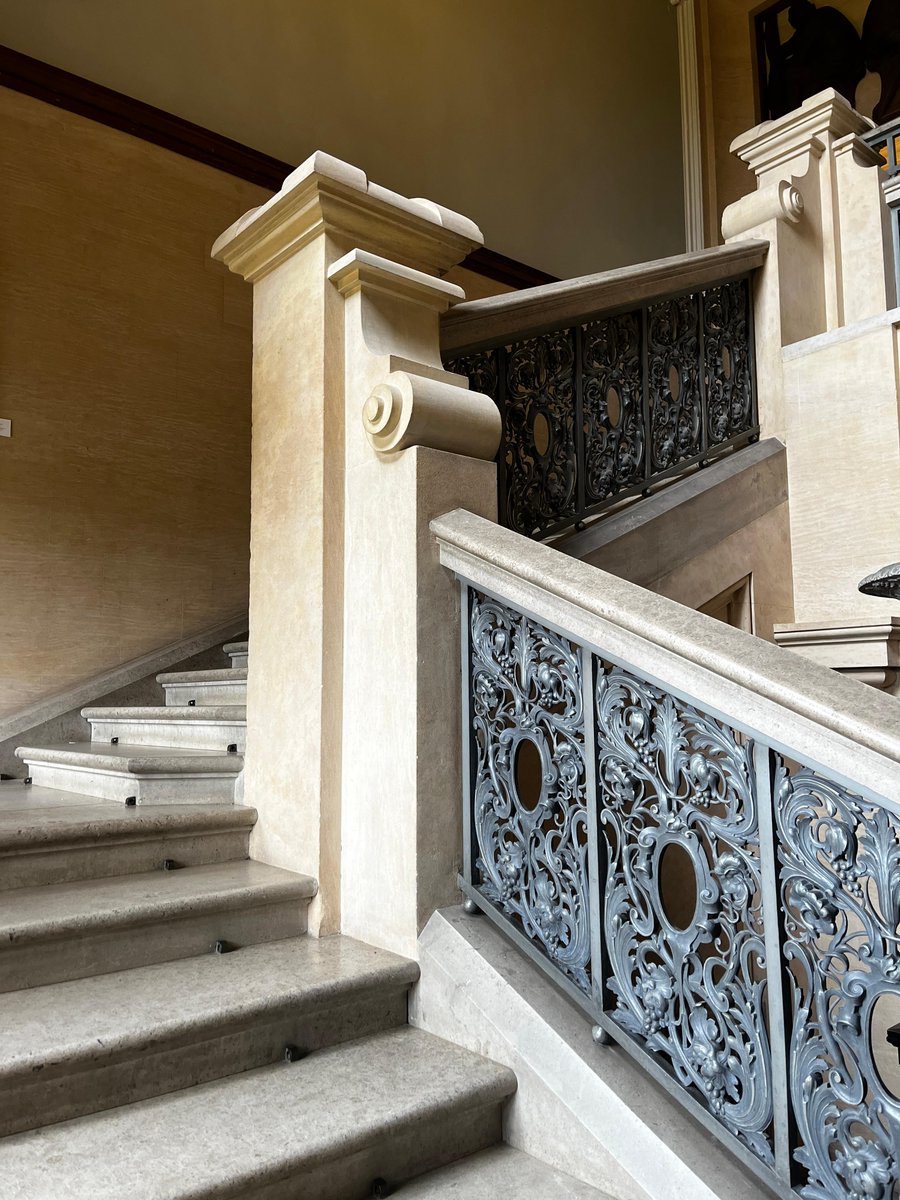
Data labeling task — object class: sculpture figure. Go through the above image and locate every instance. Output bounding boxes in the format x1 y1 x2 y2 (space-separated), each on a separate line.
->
864 0 900 125
766 0 865 118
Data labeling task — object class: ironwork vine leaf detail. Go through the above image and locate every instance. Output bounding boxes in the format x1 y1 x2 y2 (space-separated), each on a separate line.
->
648 294 702 473
704 280 752 446
469 591 590 991
775 764 900 1200
595 662 774 1163
502 331 577 537
582 312 644 503
445 349 499 403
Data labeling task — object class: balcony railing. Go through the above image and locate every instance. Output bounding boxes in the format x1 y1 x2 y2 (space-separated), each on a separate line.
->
434 508 900 1200
441 242 767 539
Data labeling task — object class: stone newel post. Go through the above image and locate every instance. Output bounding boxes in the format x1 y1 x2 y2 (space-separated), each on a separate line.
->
723 90 900 657
213 154 499 947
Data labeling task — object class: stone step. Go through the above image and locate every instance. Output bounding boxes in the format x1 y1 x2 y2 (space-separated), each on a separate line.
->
223 640 248 668
158 667 248 707
0 784 255 889
84 706 247 753
401 1145 615 1197
0 860 315 992
0 1026 515 1200
0 935 417 1136
15 742 243 805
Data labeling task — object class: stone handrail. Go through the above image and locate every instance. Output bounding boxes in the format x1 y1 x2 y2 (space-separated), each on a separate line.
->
433 504 900 1197
440 241 769 357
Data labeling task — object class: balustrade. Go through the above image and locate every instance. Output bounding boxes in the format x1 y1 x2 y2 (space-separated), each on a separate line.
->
436 508 900 1200
441 243 766 539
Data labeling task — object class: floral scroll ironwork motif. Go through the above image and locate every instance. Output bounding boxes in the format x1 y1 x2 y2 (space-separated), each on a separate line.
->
595 662 774 1163
446 349 499 404
468 590 591 992
704 280 753 447
775 764 900 1200
446 273 757 539
648 294 703 474
582 312 644 504
501 331 578 537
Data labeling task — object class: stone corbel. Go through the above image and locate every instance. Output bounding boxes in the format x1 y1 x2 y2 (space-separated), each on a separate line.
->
721 179 804 241
328 248 501 461
362 370 500 459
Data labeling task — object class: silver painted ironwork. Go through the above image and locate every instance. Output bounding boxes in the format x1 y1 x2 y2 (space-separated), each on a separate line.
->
457 579 900 1200
859 562 900 602
468 589 591 993
775 764 900 1200
595 661 774 1165
446 273 758 540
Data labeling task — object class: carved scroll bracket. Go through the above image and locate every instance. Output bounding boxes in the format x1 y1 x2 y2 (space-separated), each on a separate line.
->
722 179 804 241
363 370 501 459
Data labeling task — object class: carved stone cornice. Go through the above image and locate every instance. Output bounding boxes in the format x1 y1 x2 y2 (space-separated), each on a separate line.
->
731 88 873 181
212 150 482 282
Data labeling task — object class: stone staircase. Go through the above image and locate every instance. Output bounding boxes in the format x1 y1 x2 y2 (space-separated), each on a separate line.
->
0 640 609 1198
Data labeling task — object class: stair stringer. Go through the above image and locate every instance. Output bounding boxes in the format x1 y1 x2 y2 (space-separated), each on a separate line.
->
411 907 775 1200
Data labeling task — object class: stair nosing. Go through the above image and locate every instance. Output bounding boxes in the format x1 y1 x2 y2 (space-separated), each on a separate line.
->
0 938 419 1084
157 668 248 684
0 803 257 851
0 1027 515 1196
0 863 316 946
15 744 245 774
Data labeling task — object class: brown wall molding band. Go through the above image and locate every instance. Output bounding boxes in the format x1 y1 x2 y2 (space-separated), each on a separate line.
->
0 43 556 289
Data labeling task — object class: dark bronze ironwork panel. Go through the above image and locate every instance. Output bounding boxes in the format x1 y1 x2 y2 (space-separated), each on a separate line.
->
582 312 644 505
648 293 704 475
447 271 758 540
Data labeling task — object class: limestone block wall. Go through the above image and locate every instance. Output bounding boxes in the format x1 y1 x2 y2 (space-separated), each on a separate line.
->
0 87 265 717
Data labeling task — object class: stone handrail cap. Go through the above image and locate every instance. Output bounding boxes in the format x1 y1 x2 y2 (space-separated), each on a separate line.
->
431 508 900 788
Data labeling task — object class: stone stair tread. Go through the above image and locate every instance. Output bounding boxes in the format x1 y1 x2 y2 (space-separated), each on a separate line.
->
221 641 248 655
0 783 114 811
0 796 256 848
401 1145 616 1197
0 935 417 1082
0 860 315 946
157 668 247 684
0 1026 516 1199
15 742 244 773
82 705 247 720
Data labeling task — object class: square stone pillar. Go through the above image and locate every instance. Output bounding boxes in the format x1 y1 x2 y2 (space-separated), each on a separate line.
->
212 154 494 938
723 93 900 630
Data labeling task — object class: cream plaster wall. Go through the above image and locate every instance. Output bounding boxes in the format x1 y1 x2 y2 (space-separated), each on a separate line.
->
0 87 263 717
0 0 684 278
701 0 875 239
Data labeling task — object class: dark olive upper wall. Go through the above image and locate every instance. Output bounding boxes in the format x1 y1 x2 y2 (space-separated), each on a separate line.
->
0 0 685 278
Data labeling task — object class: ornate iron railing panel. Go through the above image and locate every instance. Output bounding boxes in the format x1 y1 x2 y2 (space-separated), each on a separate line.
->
775 764 900 1200
596 661 775 1166
466 589 591 994
446 273 758 539
457 579 900 1200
